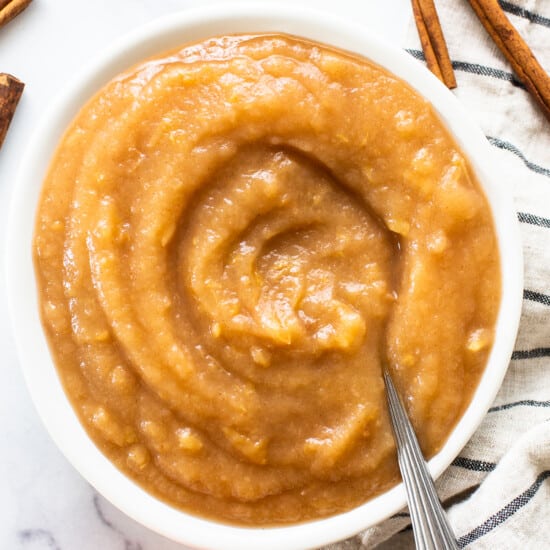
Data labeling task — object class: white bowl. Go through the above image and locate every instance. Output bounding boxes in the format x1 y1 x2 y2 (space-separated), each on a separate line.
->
6 3 523 549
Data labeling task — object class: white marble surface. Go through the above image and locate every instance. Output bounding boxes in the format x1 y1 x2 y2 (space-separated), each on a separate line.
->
0 1 410 548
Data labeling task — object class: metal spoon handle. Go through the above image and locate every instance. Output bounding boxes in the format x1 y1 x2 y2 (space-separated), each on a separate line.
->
384 371 459 550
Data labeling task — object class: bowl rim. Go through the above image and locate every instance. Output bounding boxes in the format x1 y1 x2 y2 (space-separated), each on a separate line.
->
6 3 523 549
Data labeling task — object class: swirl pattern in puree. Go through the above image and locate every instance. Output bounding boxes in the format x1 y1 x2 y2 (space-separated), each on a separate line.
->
34 34 500 525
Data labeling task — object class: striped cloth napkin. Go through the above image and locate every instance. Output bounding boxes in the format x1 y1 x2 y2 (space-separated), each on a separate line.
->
327 1 550 548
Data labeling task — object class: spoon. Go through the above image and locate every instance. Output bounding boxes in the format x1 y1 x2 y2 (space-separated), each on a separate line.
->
383 369 459 550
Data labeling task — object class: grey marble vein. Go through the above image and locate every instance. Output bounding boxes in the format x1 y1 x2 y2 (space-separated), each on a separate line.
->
93 494 143 550
18 529 62 550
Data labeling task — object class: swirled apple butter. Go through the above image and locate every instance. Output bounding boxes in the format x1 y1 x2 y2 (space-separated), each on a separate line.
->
34 34 500 525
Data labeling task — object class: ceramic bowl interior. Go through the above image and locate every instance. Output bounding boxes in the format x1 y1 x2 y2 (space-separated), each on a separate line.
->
6 4 523 550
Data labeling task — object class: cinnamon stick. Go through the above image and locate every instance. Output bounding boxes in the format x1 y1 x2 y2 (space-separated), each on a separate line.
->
0 0 33 29
466 0 550 122
411 0 457 89
0 73 24 149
